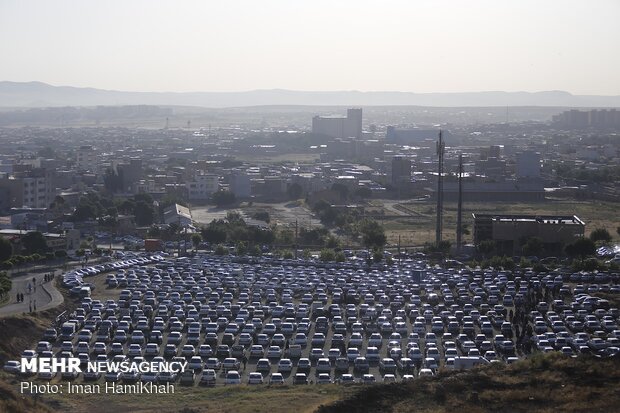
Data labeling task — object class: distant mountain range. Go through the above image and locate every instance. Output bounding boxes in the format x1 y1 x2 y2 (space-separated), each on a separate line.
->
1 81 619 108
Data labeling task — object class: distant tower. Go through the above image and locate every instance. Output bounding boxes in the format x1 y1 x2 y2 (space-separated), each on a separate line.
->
165 117 169 129
435 130 445 246
456 153 463 252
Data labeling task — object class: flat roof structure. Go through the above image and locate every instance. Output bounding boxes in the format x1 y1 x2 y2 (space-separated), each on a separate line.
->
472 213 585 255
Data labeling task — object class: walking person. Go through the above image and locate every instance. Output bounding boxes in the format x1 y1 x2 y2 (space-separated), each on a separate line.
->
29 301 32 313
242 354 248 371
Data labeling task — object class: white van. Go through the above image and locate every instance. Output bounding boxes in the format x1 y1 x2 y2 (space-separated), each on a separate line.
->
453 356 489 370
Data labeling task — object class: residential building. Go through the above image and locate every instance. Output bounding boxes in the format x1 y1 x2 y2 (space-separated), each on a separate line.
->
187 173 219 200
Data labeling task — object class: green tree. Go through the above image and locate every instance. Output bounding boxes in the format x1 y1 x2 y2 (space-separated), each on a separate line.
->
73 203 97 221
118 199 135 215
276 228 295 245
436 240 452 255
617 226 620 237
287 183 303 200
98 215 118 231
565 238 596 259
335 251 346 262
326 235 340 249
360 219 387 248
134 201 154 226
236 242 248 256
252 211 270 223
373 250 384 263
134 193 154 205
0 271 12 297
212 190 236 207
590 228 612 243
477 240 496 258
201 225 227 244
319 249 336 262
191 233 203 250
282 250 294 259
0 237 13 262
21 232 48 255
214 245 227 256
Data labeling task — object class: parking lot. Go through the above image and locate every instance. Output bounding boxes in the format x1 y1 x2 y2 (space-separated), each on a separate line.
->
7 253 620 386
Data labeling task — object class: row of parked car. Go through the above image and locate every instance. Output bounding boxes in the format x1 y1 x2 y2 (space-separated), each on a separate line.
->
6 253 619 386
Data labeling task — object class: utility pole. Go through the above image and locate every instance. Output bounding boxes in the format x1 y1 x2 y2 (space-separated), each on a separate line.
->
294 219 298 260
456 153 463 253
435 130 445 247
398 235 401 267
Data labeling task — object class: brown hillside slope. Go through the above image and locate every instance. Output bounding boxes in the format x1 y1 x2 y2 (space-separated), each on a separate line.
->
316 353 620 413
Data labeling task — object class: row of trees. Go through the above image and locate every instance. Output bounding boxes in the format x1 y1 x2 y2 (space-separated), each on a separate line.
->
310 201 386 249
0 231 49 262
0 271 11 299
200 212 359 252
72 192 157 227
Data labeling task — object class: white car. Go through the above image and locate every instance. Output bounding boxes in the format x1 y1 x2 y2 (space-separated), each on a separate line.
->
269 373 285 385
248 372 264 385
3 361 20 373
225 370 241 385
277 358 293 373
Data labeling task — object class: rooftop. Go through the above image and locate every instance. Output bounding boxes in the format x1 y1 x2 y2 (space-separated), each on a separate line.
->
472 214 585 226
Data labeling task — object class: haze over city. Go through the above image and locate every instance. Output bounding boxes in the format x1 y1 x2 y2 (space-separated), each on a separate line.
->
1 2 620 413
1 0 620 95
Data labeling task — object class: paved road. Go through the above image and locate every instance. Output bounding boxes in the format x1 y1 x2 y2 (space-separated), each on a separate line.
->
0 268 64 317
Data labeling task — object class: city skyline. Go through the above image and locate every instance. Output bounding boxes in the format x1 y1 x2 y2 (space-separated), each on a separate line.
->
1 0 619 95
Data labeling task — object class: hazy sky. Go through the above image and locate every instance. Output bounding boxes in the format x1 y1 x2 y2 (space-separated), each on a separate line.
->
1 0 619 94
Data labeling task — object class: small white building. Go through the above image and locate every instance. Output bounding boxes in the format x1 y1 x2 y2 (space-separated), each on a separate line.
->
187 174 219 200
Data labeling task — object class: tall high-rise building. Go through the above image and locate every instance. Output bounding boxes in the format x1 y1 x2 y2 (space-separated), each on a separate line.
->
77 145 98 172
312 108 362 139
